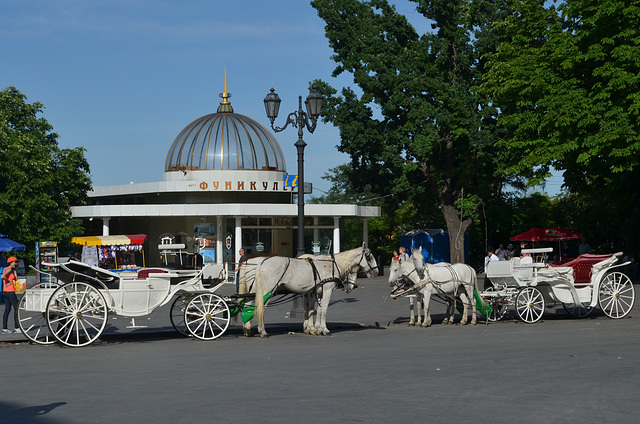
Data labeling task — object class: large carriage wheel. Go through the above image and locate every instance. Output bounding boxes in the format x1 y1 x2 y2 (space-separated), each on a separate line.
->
46 282 108 347
18 288 56 345
184 293 230 340
598 272 635 319
482 288 509 322
169 295 191 336
562 303 595 318
515 286 545 324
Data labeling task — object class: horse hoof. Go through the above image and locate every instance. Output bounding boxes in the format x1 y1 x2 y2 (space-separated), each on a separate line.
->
244 332 254 338
260 333 268 339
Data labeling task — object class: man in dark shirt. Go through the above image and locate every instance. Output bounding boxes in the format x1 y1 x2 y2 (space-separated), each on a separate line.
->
235 248 247 293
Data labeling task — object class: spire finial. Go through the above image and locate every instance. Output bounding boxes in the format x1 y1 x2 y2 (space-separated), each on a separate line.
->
218 63 234 113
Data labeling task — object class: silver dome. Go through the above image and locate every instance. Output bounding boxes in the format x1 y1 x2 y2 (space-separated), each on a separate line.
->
165 112 286 172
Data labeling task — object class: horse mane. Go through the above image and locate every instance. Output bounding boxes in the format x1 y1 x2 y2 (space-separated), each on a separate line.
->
333 245 364 276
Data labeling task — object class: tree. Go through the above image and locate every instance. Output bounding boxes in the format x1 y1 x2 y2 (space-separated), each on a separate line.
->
0 86 92 265
481 0 640 253
311 0 510 262
310 163 437 260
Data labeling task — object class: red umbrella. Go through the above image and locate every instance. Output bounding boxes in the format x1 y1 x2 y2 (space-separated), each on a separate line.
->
510 227 582 242
511 227 582 262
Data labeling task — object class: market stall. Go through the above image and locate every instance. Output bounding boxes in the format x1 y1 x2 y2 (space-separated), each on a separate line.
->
71 234 148 277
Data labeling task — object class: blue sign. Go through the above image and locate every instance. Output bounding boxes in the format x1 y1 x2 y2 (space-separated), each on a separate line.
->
284 174 298 188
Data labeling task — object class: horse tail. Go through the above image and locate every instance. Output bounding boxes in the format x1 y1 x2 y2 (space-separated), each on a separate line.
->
472 268 487 308
255 260 265 332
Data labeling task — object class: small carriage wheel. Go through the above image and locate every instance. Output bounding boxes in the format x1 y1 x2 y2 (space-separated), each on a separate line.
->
184 293 230 340
515 286 545 324
598 272 635 319
46 282 108 347
482 288 509 322
562 303 595 318
18 286 57 345
169 295 191 336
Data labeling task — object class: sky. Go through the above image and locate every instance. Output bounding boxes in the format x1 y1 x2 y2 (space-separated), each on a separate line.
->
2 0 562 198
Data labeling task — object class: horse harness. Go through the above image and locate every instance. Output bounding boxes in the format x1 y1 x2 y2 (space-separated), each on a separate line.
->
306 253 347 290
396 261 468 304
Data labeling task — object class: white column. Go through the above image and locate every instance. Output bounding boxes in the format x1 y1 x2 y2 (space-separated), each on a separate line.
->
102 218 110 236
235 217 242 263
313 217 319 245
362 218 370 247
216 216 223 264
333 217 341 254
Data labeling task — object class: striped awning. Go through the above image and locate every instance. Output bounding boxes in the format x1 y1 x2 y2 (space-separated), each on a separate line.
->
71 234 148 246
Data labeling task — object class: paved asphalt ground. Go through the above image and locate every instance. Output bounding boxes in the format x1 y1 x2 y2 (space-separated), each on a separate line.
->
2 270 640 423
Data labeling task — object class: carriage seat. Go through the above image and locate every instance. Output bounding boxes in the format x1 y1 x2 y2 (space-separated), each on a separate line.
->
549 254 615 286
512 256 534 283
486 257 533 287
137 268 168 279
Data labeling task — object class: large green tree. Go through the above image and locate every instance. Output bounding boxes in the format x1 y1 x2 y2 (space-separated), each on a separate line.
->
482 0 640 253
312 0 510 262
0 86 92 265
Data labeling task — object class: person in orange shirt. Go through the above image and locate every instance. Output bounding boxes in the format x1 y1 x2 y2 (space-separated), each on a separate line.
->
2 256 21 334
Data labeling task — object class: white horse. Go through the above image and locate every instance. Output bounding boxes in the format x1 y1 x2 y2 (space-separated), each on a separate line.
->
388 258 480 326
409 247 458 324
248 244 378 338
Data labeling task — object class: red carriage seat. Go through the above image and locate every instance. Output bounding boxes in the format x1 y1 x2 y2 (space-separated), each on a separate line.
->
549 254 614 287
137 268 168 279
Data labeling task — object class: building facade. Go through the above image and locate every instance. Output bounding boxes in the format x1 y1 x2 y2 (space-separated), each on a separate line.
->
71 82 379 267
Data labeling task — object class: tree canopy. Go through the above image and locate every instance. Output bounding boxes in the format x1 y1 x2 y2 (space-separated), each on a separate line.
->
483 0 640 179
0 86 92 264
481 0 640 254
312 0 510 262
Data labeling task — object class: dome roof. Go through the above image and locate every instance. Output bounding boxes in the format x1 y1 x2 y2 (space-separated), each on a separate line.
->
165 78 286 173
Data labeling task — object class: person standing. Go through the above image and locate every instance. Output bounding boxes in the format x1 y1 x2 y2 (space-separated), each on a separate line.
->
235 248 247 293
495 243 507 261
398 246 410 261
484 248 499 273
578 238 592 255
2 256 21 334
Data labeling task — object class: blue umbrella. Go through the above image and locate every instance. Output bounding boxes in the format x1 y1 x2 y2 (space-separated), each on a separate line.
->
0 234 26 252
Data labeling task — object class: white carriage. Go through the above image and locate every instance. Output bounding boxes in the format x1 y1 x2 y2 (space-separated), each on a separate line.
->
19 260 236 347
481 248 635 323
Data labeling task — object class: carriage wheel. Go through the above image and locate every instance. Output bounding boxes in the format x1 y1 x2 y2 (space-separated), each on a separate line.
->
18 291 56 345
562 303 595 318
184 293 230 340
515 286 545 323
170 295 191 336
46 282 108 347
482 288 509 322
598 272 635 319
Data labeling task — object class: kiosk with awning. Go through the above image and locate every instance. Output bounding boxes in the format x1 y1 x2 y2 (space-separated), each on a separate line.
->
71 234 148 274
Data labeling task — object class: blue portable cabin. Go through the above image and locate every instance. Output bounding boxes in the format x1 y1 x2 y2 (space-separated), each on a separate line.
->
400 229 469 264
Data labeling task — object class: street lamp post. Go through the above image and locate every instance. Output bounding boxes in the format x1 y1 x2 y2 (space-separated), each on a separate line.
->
264 86 323 257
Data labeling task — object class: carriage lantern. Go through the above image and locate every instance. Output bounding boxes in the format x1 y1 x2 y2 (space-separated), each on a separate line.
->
263 86 324 257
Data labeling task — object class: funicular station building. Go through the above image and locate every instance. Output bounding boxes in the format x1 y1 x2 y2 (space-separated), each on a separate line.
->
70 84 380 269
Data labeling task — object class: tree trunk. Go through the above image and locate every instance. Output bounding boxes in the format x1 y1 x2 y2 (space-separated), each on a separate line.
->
441 204 472 264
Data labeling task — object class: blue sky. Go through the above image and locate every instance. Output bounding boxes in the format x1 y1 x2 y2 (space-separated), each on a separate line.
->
2 0 561 197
